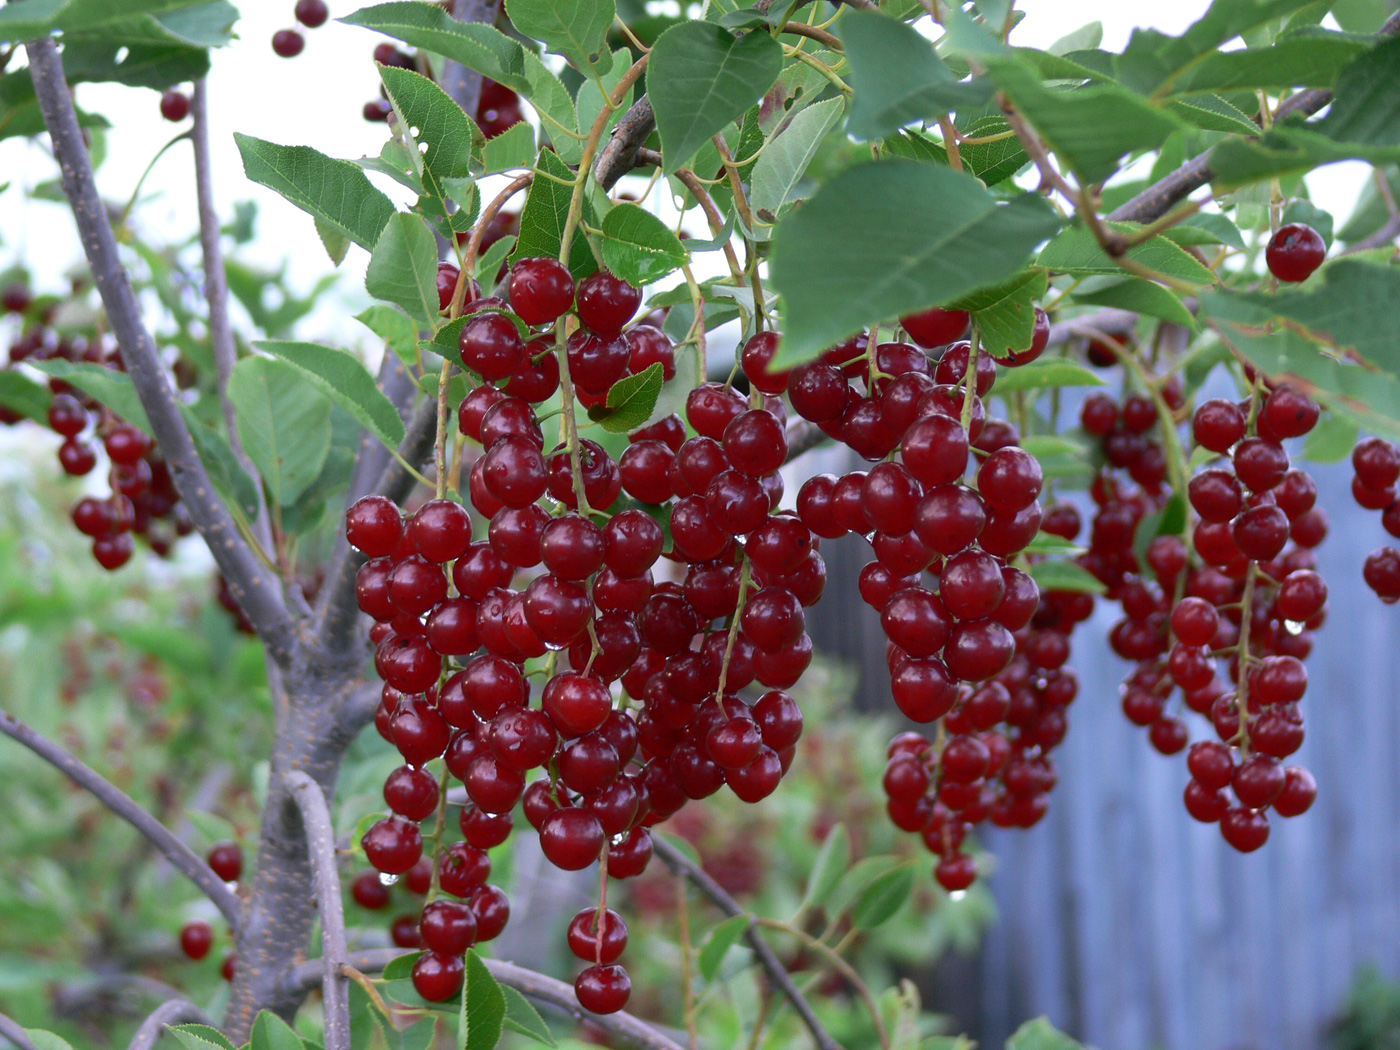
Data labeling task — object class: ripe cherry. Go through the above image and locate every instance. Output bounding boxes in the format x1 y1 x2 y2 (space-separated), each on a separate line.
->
363 816 423 874
575 963 631 1014
508 257 576 325
567 907 628 963
459 313 525 380
741 331 790 394
180 920 213 960
900 307 969 349
539 808 605 870
160 90 190 122
412 951 465 1002
575 270 641 334
1266 223 1326 282
420 899 478 955
352 870 391 910
271 29 305 57
295 0 330 27
207 842 243 882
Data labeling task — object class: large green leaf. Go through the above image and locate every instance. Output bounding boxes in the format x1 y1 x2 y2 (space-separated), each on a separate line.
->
341 2 527 88
509 148 598 279
950 269 1048 359
31 359 151 429
842 9 992 141
598 204 687 285
234 134 396 250
853 862 916 928
60 41 210 89
1161 30 1372 97
1203 260 1400 370
500 986 556 1047
228 357 333 506
698 914 751 981
255 340 406 450
365 213 441 326
461 950 505 1050
992 357 1108 393
770 160 1063 365
591 361 665 432
750 97 844 233
0 370 53 422
648 21 783 173
1036 223 1216 285
379 65 482 180
505 0 613 76
250 1010 306 1050
0 0 67 41
987 55 1185 182
1209 124 1400 186
1315 35 1400 147
167 1025 240 1050
1071 276 1195 327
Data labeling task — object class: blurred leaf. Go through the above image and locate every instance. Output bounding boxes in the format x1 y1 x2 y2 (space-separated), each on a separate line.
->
0 370 53 422
1131 491 1188 569
1304 410 1360 461
382 952 422 980
22 1033 77 1050
1315 35 1400 148
798 822 850 914
648 21 783 172
234 134 396 250
30 359 150 430
854 861 916 928
1282 198 1335 246
599 204 688 286
771 161 1062 366
1071 277 1195 327
1037 224 1216 285
1163 211 1246 249
251 1010 307 1050
1029 559 1106 594
229 357 333 505
256 340 406 451
842 10 992 140
357 305 421 374
1005 1017 1084 1050
169 1025 240 1050
698 914 751 981
342 3 527 88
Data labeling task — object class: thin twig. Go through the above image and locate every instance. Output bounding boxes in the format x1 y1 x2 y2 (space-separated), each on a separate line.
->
26 38 299 666
0 1012 38 1050
1345 213 1400 254
0 709 242 928
126 999 212 1050
285 951 689 1050
285 772 350 1050
650 836 845 1050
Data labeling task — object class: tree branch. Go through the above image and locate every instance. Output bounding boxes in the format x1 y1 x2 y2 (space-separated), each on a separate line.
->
127 1000 212 1050
650 835 845 1050
286 950 688 1050
439 0 497 117
285 772 350 1050
0 709 242 929
26 39 299 667
1110 10 1400 225
0 1012 38 1050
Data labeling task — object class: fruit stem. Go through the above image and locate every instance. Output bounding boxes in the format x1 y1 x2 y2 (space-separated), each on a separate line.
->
1235 561 1258 756
457 172 534 301
938 115 963 172
434 356 451 500
596 844 611 965
960 330 981 431
676 874 701 1050
714 559 753 704
671 168 744 281
425 764 452 901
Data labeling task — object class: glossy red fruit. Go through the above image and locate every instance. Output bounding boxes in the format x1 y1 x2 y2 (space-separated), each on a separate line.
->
575 270 641 334
741 331 790 393
180 920 213 960
412 952 465 1001
1192 399 1246 453
1220 807 1270 852
271 28 305 56
409 499 471 563
934 852 978 891
567 907 628 963
1266 223 1326 282
539 808 605 870
509 257 576 324
160 90 190 122
384 765 440 820
901 307 969 349
420 899 478 955
438 841 492 897
576 963 631 1014
362 816 423 874
1274 766 1317 817
346 495 403 557
207 842 243 882
295 0 330 26
459 312 526 380
352 870 391 910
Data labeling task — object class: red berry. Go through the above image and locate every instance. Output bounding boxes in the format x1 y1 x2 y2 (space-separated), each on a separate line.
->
419 899 478 955
352 870 391 910
575 271 641 335
295 0 330 26
901 307 969 349
1266 223 1326 282
180 920 213 960
567 907 628 963
508 257 576 325
160 90 190 122
272 28 306 56
206 842 242 882
575 963 631 1014
412 951 465 1001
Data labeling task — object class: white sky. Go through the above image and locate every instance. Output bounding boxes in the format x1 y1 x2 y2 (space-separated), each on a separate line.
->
0 0 1375 353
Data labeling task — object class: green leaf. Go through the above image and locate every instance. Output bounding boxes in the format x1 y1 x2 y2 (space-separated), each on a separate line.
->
168 1025 240 1050
1050 21 1102 55
476 234 517 296
1162 31 1370 97
234 134 396 250
461 950 506 1050
750 97 845 231
184 403 263 519
951 269 1048 360
0 369 53 422
842 10 992 141
251 1010 307 1050
20 1033 76 1050
1072 277 1195 327
853 862 916 928
1203 261 1400 369
1303 410 1359 462
1315 35 1400 148
798 822 850 915
1029 559 1106 594
366 213 442 326
637 329 701 432
518 51 580 163
1281 199 1334 246
357 305 421 374
1168 93 1260 135
648 21 783 173
770 161 1063 365
1006 1017 1085 1050
482 120 537 174
0 0 67 41
1131 491 1188 569
31 359 151 429
314 216 351 267
505 0 614 76
991 357 1107 393
599 203 688 285
986 54 1184 182
256 340 406 451
382 952 422 980
341 3 527 89
228 357 333 506
698 914 752 981
592 362 665 432
1209 124 1400 188
1037 223 1216 285
576 49 637 150
379 65 482 181
1164 211 1246 249
956 114 1029 186
509 148 597 279
501 986 556 1047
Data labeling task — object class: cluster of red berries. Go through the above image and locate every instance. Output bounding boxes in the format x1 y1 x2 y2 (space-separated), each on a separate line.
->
1349 437 1400 601
1 309 192 568
178 841 242 982
272 0 330 59
767 304 1068 889
1080 382 1325 851
349 258 816 1011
